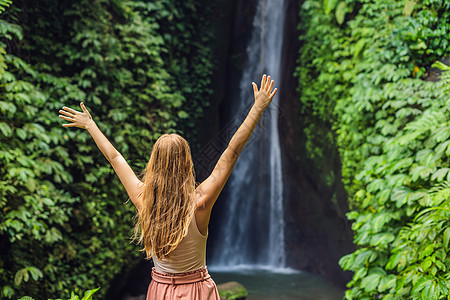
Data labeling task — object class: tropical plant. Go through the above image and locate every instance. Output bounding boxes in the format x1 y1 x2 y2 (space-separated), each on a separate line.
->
0 0 217 298
19 287 100 300
297 0 450 298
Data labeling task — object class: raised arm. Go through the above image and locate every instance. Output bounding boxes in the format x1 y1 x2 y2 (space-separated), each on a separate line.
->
59 103 143 211
195 75 277 228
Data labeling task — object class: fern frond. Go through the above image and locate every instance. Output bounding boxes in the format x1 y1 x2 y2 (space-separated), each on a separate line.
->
0 0 12 14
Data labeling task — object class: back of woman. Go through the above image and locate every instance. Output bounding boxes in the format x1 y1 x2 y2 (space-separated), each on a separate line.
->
151 212 207 274
136 134 219 299
148 212 216 299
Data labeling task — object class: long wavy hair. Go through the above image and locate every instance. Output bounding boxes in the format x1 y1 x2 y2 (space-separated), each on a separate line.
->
134 133 196 260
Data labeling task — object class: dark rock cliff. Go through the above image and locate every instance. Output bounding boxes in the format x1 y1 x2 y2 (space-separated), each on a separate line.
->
277 0 355 288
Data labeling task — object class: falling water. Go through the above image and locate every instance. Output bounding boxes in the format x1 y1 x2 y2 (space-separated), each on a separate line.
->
211 0 286 270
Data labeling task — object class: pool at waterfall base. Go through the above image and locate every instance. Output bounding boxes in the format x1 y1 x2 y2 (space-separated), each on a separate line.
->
209 266 344 300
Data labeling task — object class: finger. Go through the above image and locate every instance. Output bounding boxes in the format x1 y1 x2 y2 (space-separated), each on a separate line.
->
269 88 278 100
62 123 77 127
260 74 266 90
59 110 75 118
268 80 274 92
266 76 271 91
62 106 79 114
252 82 258 96
80 102 93 119
59 115 75 122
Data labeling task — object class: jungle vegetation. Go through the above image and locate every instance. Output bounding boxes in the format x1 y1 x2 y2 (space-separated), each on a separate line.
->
0 0 216 298
297 0 450 298
1 0 449 299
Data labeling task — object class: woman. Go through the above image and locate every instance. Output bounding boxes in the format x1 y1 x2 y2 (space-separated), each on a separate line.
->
59 74 277 299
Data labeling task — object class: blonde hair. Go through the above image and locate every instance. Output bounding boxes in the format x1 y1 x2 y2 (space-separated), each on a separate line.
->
134 133 196 260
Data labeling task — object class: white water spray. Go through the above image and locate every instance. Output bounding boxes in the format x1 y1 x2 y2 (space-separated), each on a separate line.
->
212 0 286 270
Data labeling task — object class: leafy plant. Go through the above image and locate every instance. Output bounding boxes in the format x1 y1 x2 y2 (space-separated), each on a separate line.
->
0 0 12 14
0 0 216 298
18 287 100 300
297 0 450 298
218 287 248 300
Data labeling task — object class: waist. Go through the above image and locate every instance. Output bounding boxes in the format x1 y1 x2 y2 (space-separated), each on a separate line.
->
152 245 206 274
151 267 211 285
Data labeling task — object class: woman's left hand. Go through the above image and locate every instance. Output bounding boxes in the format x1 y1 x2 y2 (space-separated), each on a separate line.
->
252 74 277 112
59 102 94 130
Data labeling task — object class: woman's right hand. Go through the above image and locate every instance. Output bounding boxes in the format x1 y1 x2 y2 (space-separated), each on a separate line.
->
59 102 94 130
252 74 278 111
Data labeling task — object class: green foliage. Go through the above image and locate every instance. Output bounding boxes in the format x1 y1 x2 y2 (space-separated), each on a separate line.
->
0 0 12 14
55 287 100 300
19 287 100 300
143 0 215 142
297 0 450 299
0 0 215 299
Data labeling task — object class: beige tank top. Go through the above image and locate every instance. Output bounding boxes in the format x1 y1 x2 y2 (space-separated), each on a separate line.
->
152 213 208 274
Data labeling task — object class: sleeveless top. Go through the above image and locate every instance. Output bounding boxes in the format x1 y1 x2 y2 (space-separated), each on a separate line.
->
152 213 208 274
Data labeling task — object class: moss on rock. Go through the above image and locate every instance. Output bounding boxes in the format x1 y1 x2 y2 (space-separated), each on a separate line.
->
217 281 248 300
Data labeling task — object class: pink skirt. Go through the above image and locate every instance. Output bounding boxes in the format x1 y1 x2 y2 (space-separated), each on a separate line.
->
146 266 220 300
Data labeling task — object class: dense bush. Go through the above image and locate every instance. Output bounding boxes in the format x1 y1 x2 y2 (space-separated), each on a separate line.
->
0 0 215 298
297 0 450 298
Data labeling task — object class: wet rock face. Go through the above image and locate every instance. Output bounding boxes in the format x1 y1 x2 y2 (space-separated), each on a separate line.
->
277 0 355 287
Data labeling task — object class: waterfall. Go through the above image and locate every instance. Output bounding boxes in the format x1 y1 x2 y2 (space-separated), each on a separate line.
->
211 0 286 270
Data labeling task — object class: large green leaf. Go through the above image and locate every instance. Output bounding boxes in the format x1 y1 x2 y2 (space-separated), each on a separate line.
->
81 288 100 300
403 0 416 16
354 39 366 58
323 0 339 14
361 273 381 292
335 2 347 25
378 274 396 292
421 280 439 300
443 227 450 251
0 121 12 137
